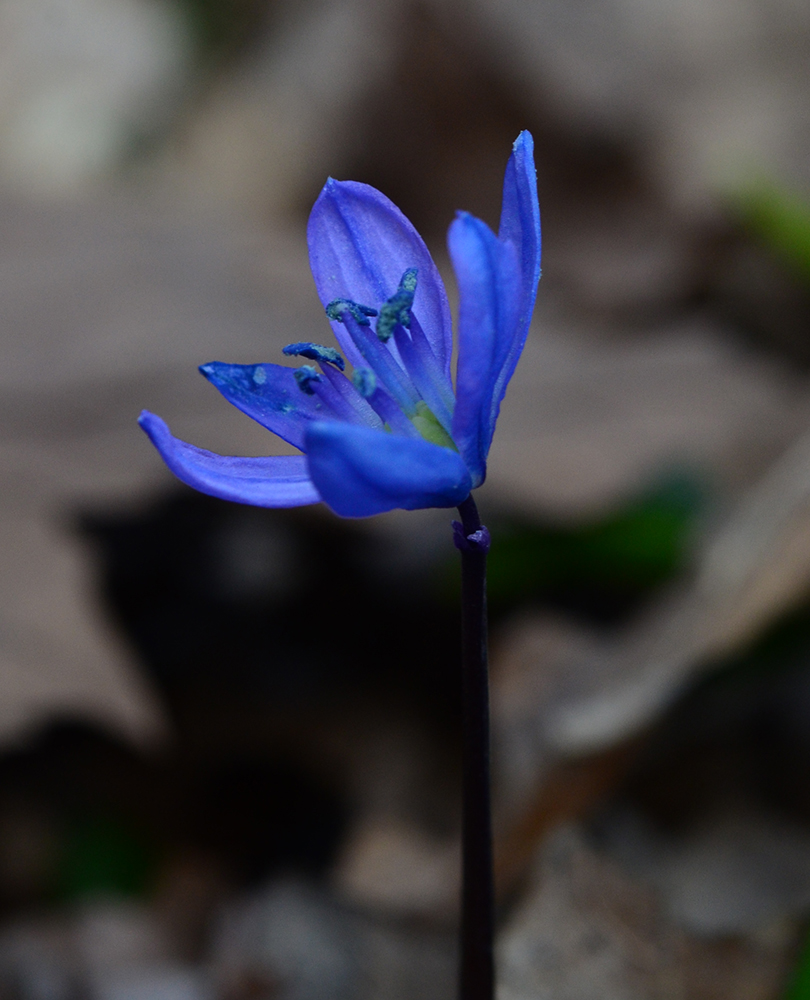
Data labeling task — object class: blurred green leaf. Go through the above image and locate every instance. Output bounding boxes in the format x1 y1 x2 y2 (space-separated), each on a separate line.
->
735 181 810 286
487 473 702 606
173 0 267 62
57 815 155 901
438 472 704 618
785 927 810 1000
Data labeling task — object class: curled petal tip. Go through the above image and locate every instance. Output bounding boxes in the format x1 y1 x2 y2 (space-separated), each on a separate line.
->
139 409 160 430
138 410 321 508
322 176 351 198
513 129 533 151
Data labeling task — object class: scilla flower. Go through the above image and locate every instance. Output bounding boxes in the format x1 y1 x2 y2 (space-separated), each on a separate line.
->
139 132 541 517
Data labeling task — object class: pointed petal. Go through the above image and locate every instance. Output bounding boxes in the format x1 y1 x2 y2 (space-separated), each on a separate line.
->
305 422 471 517
308 179 453 375
139 411 321 508
449 212 521 486
499 131 542 307
492 129 542 419
200 362 331 451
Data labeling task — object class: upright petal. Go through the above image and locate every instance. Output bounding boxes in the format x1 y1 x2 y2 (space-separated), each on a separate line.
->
499 131 542 308
200 362 330 451
305 421 471 517
449 212 521 486
139 411 321 507
491 130 542 423
308 179 453 375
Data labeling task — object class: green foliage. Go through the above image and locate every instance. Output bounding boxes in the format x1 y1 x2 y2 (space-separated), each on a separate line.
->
57 815 155 901
735 181 810 287
173 0 265 62
436 472 703 617
785 927 810 1000
483 473 702 611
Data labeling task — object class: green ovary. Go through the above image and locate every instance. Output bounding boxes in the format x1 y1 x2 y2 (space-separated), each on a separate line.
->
411 402 457 450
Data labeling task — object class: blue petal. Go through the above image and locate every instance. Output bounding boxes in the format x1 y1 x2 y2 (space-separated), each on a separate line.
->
449 212 521 486
499 131 542 308
200 362 331 451
491 130 542 422
139 411 321 507
305 422 471 517
307 179 453 375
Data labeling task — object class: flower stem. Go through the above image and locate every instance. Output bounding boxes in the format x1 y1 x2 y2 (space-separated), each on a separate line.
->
454 495 493 1000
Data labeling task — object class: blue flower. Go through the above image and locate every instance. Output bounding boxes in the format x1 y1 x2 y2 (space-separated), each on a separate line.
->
139 131 541 518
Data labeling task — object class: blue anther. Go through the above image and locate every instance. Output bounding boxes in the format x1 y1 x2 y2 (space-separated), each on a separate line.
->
282 342 345 371
294 365 322 395
325 299 378 326
376 268 418 342
352 368 377 398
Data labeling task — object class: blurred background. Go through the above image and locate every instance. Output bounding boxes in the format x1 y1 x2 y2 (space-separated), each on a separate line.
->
1 0 810 997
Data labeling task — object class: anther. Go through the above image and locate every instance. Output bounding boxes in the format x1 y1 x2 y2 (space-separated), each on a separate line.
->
294 365 322 395
325 299 378 326
352 368 377 398
283 342 345 371
376 268 418 342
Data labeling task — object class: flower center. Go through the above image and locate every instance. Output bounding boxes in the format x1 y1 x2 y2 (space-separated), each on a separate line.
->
310 269 458 449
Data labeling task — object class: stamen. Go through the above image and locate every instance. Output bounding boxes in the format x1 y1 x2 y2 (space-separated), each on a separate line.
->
319 365 383 428
325 299 377 326
394 318 454 429
365 386 421 438
376 268 418 342
294 365 322 395
283 342 345 371
352 368 377 398
408 316 454 409
334 310 420 416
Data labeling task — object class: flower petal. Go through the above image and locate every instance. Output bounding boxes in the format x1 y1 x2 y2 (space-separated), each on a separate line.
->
449 212 521 486
305 421 471 517
499 131 542 311
200 362 331 451
139 411 321 507
307 179 453 375
491 130 542 421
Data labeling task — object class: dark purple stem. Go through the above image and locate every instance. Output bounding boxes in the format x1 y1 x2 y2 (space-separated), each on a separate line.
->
454 494 493 1000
